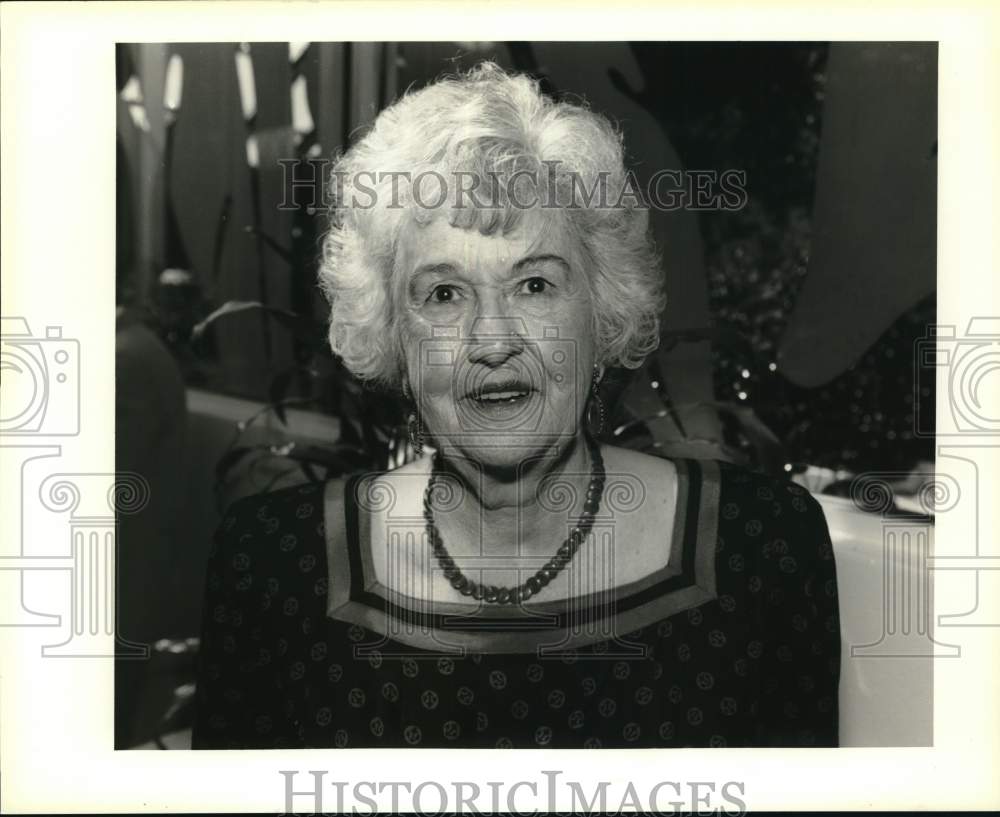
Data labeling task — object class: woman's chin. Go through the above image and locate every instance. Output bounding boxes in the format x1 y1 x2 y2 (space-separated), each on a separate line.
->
434 430 579 471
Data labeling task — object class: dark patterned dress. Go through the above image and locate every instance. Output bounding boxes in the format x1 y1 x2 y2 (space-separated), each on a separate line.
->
192 458 841 748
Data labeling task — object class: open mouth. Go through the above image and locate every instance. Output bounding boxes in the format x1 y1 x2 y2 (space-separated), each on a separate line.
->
466 379 535 406
471 389 531 404
456 369 544 429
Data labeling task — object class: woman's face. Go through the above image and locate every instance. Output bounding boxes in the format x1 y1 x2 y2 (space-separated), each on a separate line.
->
396 209 597 471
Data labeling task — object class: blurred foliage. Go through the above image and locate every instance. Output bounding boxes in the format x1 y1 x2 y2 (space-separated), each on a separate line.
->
635 43 935 473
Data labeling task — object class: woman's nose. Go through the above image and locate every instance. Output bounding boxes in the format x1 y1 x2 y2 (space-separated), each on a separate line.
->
466 314 527 367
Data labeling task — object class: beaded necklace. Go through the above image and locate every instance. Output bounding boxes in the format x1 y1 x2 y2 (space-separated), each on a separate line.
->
422 437 605 604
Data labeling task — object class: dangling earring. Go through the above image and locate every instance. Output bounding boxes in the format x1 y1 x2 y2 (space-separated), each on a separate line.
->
586 365 606 438
407 411 424 458
402 378 424 458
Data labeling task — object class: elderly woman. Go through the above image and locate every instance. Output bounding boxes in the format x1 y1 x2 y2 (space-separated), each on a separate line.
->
193 63 840 749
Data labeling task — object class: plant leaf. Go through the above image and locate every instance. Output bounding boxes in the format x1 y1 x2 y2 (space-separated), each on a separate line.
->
191 300 326 349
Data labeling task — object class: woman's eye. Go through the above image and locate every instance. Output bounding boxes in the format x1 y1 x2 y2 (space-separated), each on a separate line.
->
520 277 551 295
428 284 459 304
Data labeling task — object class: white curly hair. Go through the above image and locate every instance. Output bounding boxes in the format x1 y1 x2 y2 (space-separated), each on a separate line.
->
318 61 665 390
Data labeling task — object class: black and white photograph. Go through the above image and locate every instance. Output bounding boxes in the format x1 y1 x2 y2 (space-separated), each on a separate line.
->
114 40 935 750
3 2 999 813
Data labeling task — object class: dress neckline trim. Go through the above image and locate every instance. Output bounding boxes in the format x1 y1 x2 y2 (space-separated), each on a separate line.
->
324 457 720 654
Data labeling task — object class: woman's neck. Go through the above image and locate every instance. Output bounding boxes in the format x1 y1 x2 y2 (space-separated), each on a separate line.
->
429 436 596 560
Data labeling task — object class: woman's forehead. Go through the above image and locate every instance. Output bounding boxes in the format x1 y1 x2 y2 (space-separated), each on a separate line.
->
394 209 575 277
